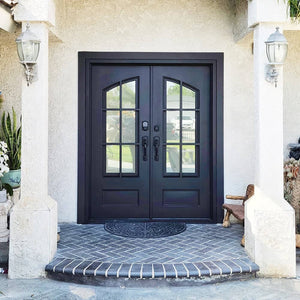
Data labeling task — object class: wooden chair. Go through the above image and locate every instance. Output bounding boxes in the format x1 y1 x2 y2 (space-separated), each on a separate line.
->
222 184 255 246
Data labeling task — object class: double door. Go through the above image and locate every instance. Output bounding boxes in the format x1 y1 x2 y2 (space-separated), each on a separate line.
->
89 65 212 220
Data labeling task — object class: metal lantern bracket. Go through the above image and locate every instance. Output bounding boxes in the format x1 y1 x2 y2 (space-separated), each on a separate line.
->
23 63 38 86
265 64 280 87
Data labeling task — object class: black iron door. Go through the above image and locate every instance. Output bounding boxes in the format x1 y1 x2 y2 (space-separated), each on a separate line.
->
151 66 211 219
89 64 212 221
90 66 150 219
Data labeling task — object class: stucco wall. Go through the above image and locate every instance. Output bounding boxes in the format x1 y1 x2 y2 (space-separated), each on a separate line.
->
0 28 22 117
49 0 255 222
284 30 300 157
0 0 298 223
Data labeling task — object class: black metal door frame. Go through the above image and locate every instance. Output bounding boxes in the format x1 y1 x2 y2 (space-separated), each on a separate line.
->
78 52 224 224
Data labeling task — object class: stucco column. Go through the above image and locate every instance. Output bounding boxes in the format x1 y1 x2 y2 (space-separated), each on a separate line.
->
245 23 295 277
8 22 57 279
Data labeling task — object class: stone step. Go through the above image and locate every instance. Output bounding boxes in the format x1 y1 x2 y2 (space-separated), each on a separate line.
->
46 257 259 286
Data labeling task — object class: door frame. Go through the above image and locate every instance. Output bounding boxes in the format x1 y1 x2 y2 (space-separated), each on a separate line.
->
78 52 224 224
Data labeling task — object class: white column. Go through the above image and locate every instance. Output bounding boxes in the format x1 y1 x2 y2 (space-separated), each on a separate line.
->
8 22 57 279
245 23 296 277
254 24 284 202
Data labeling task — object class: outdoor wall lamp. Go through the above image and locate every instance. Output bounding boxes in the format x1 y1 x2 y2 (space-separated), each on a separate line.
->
15 24 41 86
265 27 288 88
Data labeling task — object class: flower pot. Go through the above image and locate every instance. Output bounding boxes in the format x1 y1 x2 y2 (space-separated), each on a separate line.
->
0 190 6 203
1 169 21 188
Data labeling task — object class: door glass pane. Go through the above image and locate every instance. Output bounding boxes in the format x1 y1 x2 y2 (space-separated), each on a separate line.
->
166 81 180 109
106 145 120 173
182 86 195 109
182 111 195 143
166 111 180 143
122 145 135 173
106 86 120 108
182 145 195 173
122 81 136 108
122 111 135 143
106 111 120 143
166 145 180 173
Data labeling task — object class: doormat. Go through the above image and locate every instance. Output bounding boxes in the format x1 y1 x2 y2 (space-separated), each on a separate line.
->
104 222 186 238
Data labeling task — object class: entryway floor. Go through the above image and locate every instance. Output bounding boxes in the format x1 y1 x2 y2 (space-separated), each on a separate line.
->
46 223 259 282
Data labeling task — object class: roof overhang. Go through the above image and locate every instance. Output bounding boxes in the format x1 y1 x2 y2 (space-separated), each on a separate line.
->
0 1 17 33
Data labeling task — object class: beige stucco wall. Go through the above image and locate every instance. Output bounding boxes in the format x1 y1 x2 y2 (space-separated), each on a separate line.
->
49 0 255 222
0 28 21 116
0 0 298 223
284 30 300 157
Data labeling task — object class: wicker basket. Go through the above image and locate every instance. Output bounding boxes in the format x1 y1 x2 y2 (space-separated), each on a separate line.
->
290 175 300 247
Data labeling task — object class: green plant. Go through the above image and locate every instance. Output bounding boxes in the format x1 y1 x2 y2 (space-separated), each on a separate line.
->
1 108 21 170
0 91 4 109
0 182 13 196
235 1 300 20
289 0 300 18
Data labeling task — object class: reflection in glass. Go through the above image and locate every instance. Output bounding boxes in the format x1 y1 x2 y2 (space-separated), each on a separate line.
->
166 81 180 109
106 145 120 173
182 111 195 142
166 111 180 143
106 111 120 143
182 86 195 109
122 145 135 173
122 111 135 143
182 145 195 173
122 81 136 108
166 145 180 173
106 86 120 108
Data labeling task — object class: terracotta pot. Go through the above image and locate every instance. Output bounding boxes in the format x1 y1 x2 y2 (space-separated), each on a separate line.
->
296 234 300 248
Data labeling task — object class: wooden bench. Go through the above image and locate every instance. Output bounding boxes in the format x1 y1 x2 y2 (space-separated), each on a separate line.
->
222 184 254 246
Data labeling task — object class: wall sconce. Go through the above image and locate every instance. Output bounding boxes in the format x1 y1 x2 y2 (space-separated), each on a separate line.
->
15 24 41 86
265 27 288 88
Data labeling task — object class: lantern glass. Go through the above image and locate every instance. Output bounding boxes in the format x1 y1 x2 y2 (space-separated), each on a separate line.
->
266 43 288 65
16 40 40 63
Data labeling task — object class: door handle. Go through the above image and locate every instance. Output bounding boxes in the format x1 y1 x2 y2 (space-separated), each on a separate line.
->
153 136 160 161
142 136 148 161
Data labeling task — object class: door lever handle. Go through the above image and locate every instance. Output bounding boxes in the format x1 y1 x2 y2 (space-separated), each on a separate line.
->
153 136 160 161
142 136 148 161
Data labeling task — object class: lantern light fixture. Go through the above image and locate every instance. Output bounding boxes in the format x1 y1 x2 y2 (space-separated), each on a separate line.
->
15 23 41 86
265 27 288 87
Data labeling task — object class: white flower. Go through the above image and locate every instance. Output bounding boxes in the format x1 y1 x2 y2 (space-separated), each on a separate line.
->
0 141 9 178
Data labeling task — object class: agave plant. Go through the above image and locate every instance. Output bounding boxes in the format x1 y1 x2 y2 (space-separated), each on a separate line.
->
1 108 21 170
290 0 300 19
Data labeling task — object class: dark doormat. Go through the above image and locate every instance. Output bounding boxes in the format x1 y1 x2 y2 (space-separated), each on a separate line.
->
104 222 186 238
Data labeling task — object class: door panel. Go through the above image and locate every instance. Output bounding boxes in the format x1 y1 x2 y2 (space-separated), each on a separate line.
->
90 66 150 219
89 64 212 221
152 66 211 219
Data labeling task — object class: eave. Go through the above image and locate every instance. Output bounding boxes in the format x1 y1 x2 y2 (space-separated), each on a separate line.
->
0 1 17 33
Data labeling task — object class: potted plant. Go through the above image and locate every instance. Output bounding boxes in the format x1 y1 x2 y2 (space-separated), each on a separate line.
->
0 141 13 202
284 157 300 248
0 108 21 189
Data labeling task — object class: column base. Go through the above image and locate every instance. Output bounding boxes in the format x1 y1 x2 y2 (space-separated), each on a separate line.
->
245 187 296 277
0 201 13 242
8 196 57 279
